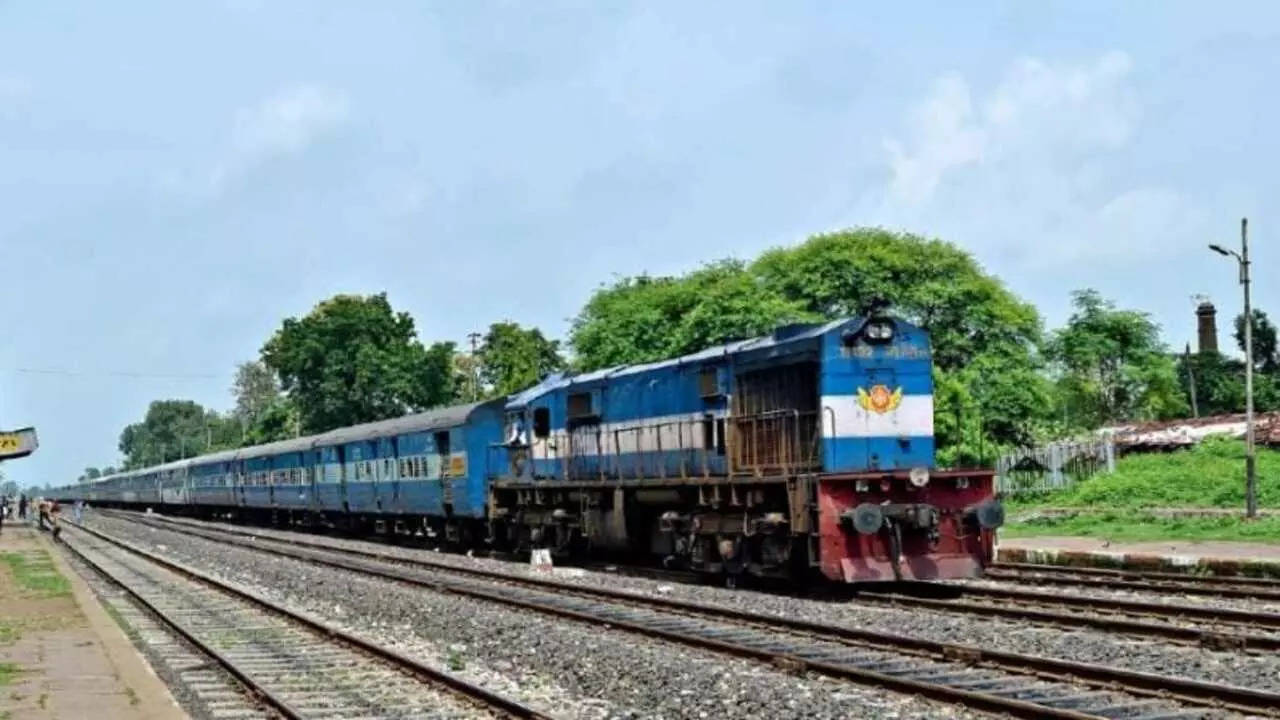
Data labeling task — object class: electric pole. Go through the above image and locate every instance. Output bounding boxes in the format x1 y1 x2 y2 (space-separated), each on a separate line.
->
1209 217 1256 518
467 331 482 401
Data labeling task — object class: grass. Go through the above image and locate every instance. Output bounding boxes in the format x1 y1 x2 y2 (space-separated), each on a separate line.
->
1010 437 1280 509
1004 438 1280 543
1003 511 1280 543
0 663 20 687
0 551 71 599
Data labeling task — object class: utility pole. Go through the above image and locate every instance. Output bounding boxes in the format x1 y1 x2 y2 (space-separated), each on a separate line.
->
1209 217 1256 518
467 331 482 401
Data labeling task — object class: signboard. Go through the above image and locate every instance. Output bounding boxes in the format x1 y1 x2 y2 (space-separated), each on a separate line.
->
0 427 37 460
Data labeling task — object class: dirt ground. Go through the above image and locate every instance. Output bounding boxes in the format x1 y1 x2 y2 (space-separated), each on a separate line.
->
0 522 184 719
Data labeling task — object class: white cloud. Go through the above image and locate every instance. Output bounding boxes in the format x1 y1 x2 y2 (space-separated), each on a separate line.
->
182 84 350 195
884 51 1136 206
231 84 349 161
0 73 32 102
854 51 1209 270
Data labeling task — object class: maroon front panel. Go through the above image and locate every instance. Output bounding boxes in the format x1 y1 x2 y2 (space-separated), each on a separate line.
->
817 470 996 582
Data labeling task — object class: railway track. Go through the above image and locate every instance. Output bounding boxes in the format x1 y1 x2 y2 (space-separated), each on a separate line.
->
59 521 554 720
94 510 1280 719
988 562 1280 601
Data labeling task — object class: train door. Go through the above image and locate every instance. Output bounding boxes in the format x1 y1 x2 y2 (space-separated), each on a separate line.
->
389 437 402 513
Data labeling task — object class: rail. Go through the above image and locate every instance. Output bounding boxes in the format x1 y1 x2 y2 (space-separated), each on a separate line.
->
100 511 1280 718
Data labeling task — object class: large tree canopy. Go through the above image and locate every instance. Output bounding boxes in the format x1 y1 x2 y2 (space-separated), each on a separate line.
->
570 259 813 369
1234 309 1280 374
569 229 1050 461
261 293 456 433
479 322 566 397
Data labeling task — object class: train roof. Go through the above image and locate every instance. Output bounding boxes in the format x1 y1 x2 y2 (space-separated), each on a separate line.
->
507 316 874 409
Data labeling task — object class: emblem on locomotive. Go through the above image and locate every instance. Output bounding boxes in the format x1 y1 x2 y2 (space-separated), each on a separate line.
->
856 384 903 414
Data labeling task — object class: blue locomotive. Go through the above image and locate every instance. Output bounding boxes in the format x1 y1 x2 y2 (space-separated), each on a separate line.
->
54 313 1002 582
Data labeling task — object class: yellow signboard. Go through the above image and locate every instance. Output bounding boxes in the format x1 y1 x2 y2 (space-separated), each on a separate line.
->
0 427 38 460
449 455 467 477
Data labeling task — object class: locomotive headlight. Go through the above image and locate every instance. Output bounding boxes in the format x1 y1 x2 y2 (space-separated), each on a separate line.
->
864 320 895 342
908 467 930 488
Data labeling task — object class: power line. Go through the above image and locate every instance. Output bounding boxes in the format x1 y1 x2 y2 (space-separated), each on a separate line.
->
9 367 222 380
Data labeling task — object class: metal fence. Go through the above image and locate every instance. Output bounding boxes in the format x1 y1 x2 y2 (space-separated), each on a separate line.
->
996 439 1115 496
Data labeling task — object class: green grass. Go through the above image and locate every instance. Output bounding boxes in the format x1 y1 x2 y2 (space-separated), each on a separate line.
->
1002 438 1280 543
1010 437 1280 510
0 663 21 687
0 621 17 646
1003 511 1280 543
0 551 71 599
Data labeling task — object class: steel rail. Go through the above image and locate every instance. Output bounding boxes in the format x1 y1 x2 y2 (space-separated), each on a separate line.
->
853 590 1277 651
910 580 1280 630
64 521 555 720
109 511 1280 718
57 529 305 720
988 563 1280 600
993 561 1280 587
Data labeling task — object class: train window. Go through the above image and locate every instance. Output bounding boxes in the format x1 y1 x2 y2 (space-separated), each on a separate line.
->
533 408 550 439
702 415 715 449
699 366 720 397
434 431 450 457
567 392 593 419
716 418 726 456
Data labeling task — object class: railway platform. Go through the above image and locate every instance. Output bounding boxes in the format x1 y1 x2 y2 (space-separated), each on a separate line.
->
996 534 1280 578
0 522 183 720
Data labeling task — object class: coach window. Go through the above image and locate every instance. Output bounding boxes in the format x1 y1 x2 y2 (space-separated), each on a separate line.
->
533 408 551 439
434 431 450 457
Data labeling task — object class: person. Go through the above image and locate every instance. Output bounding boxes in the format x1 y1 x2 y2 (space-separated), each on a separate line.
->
18 494 27 520
73 500 83 524
37 498 50 531
49 501 61 540
0 495 7 535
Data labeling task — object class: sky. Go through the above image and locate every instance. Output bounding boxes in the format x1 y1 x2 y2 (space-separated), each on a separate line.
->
2 1 1278 489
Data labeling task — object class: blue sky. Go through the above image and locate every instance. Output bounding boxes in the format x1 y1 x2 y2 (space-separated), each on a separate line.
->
2 2 1277 488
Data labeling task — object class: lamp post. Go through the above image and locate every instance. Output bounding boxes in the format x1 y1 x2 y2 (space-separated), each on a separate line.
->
1209 217 1256 519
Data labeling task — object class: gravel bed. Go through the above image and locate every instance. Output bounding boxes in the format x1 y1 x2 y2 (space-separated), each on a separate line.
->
87 513 977 719
114 511 1280 697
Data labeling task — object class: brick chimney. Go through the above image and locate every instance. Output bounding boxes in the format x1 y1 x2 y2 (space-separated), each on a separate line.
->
1196 301 1219 354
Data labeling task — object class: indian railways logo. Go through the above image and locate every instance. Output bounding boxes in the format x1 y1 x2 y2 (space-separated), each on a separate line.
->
856 385 903 414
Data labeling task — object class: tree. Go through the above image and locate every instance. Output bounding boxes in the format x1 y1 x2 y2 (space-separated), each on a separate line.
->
261 293 457 433
77 467 101 483
570 259 814 370
232 360 281 425
1234 309 1280 374
1 480 17 497
478 322 566 397
118 400 234 469
1046 290 1187 427
570 229 1052 456
242 397 302 445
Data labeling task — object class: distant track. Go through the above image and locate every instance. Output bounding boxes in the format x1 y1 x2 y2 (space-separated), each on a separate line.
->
95 510 1280 719
989 562 1280 600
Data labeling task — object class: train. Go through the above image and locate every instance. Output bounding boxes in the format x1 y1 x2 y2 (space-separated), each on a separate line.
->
53 312 1004 583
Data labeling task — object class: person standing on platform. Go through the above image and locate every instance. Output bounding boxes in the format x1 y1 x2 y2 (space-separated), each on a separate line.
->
18 494 27 520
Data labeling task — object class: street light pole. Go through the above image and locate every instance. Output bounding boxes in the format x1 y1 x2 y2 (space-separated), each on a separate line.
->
1209 217 1256 518
1242 218 1256 519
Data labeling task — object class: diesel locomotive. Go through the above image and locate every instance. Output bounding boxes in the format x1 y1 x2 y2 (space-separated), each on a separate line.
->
54 313 1004 583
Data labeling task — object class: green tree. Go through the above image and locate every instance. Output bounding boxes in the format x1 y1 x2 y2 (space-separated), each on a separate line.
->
119 400 231 468
232 360 281 425
261 293 457 433
570 259 814 369
77 467 101 483
478 322 566 397
1047 290 1188 427
1234 309 1280 374
242 397 302 445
